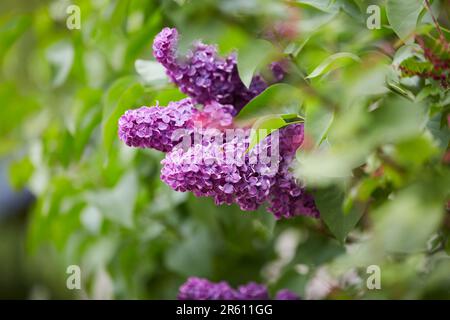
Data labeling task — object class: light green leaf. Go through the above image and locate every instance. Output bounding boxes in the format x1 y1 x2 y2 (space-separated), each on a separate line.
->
135 59 167 84
165 225 213 277
400 57 433 74
101 77 144 155
306 52 361 79
85 171 138 228
236 84 303 121
237 39 274 88
8 157 34 190
314 186 364 243
295 0 339 13
304 100 334 146
46 40 74 87
375 182 446 253
386 0 424 42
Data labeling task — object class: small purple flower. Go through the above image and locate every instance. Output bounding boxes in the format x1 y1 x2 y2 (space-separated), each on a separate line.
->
178 277 238 300
237 282 270 300
267 123 320 219
268 177 320 219
118 98 196 153
275 289 300 300
270 61 287 82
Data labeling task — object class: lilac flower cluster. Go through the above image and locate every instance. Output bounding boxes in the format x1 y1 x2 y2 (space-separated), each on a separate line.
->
177 277 239 300
118 27 319 220
153 27 269 112
118 98 196 152
178 277 299 300
268 124 320 218
161 129 277 211
161 122 319 218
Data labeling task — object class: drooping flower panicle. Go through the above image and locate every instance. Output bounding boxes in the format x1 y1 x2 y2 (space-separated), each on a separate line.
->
153 27 268 111
118 27 320 220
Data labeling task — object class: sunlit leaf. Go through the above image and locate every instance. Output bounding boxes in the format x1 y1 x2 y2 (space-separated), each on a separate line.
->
306 52 361 79
237 39 275 88
386 0 424 42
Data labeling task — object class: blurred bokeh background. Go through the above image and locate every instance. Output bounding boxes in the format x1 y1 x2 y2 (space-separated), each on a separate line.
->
0 0 449 299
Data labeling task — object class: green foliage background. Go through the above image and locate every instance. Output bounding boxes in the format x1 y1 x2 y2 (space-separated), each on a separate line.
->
0 0 449 299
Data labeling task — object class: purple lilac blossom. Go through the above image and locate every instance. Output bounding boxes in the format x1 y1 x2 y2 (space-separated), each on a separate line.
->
161 122 319 218
178 277 238 300
267 123 320 219
270 61 287 82
118 27 320 220
153 27 268 112
118 98 196 153
192 101 235 129
237 282 270 300
178 277 299 300
275 289 300 300
160 128 277 211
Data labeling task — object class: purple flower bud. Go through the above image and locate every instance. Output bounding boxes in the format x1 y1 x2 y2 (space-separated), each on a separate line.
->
270 61 287 82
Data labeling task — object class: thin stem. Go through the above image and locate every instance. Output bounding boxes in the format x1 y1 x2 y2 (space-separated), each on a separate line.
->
424 0 449 51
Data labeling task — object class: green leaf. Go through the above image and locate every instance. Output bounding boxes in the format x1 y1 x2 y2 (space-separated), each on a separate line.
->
85 171 138 228
237 39 274 88
294 0 339 13
124 7 162 65
246 115 302 153
386 0 424 42
8 157 34 190
134 59 167 84
304 100 334 146
400 57 433 74
101 77 144 156
374 181 447 253
426 114 450 149
165 225 214 277
0 16 30 60
236 84 303 121
284 37 310 57
306 52 360 79
46 40 74 87
313 186 364 243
